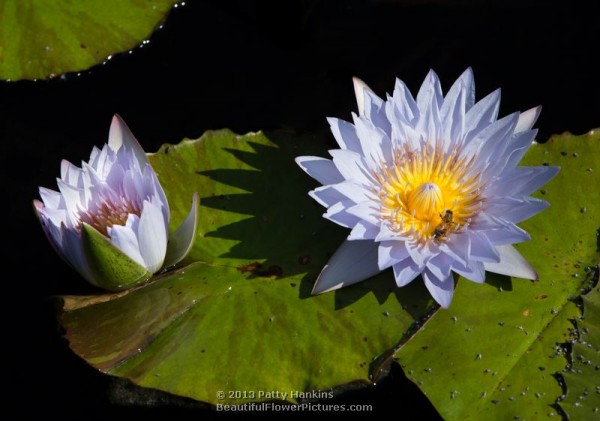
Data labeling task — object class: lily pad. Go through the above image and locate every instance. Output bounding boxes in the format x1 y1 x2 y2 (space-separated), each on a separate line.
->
395 130 600 420
560 275 600 420
58 130 437 405
0 0 178 81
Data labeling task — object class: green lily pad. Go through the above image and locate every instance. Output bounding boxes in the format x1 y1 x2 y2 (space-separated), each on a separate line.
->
0 0 178 81
560 278 600 420
395 130 600 420
58 130 437 405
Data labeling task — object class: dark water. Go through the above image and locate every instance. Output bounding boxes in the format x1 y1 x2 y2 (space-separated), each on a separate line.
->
1 1 598 419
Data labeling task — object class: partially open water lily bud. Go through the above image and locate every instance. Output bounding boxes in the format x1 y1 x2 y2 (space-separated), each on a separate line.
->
34 115 198 291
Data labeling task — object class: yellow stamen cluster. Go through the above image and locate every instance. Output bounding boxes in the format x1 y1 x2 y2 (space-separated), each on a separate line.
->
375 140 485 243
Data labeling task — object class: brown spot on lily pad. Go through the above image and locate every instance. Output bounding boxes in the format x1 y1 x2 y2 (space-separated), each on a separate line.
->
237 262 283 278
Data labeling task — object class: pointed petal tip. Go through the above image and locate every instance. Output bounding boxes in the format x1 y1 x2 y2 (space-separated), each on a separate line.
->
162 192 199 269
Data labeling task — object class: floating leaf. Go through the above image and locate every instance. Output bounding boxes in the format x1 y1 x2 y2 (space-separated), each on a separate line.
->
395 130 600 420
560 274 600 420
57 130 437 405
0 0 178 81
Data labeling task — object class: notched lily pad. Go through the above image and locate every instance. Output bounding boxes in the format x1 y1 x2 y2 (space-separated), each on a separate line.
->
57 129 437 405
395 130 600 420
560 270 600 420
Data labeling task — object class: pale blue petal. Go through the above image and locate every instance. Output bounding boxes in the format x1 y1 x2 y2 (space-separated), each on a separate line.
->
378 240 410 270
390 77 418 123
348 219 380 241
416 69 443 116
346 201 381 226
392 258 423 287
109 221 145 267
60 159 83 186
440 83 466 149
486 196 549 223
312 239 381 294
490 166 560 197
323 201 361 228
138 199 168 273
483 244 537 280
473 213 531 245
108 114 149 168
38 187 62 209
163 193 199 268
452 260 486 284
464 89 501 140
309 185 347 208
426 252 454 280
514 106 541 133
295 156 344 185
330 180 373 204
440 233 470 267
329 149 372 185
353 114 392 165
327 117 362 153
422 270 455 308
468 230 500 263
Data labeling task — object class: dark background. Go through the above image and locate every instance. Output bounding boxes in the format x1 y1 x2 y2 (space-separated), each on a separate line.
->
1 1 598 419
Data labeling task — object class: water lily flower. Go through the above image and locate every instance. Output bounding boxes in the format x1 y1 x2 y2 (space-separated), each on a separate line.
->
34 115 198 291
296 68 559 308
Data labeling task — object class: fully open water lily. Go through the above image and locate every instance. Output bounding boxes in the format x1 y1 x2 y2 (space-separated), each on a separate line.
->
34 115 198 291
296 68 559 308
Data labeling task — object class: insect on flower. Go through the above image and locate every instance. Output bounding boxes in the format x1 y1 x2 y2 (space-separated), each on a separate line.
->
295 68 559 308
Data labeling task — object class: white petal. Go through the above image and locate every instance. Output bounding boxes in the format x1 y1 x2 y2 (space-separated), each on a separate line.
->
327 117 362 153
440 68 473 125
108 114 149 168
422 270 455 308
378 240 410 270
109 221 145 267
138 199 168 273
295 156 344 185
392 258 423 287
515 106 541 133
312 240 381 294
483 244 538 280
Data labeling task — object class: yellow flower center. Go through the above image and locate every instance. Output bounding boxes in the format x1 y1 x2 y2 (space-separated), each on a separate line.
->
376 140 485 243
78 197 141 236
